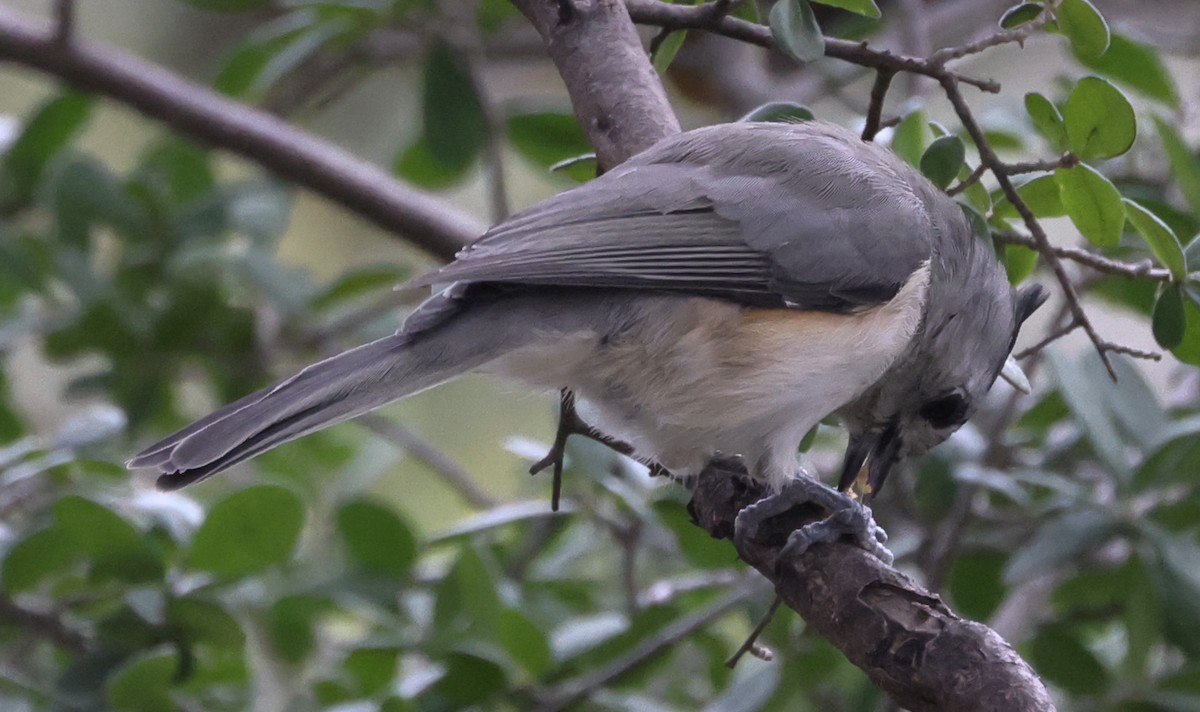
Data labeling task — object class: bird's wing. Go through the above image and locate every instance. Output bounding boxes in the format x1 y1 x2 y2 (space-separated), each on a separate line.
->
415 122 938 311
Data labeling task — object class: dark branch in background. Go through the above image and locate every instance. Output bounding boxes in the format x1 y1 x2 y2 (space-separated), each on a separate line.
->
0 594 89 655
0 7 481 263
861 69 896 141
688 461 1055 712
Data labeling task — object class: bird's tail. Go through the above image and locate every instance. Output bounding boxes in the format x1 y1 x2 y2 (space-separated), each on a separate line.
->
128 293 564 490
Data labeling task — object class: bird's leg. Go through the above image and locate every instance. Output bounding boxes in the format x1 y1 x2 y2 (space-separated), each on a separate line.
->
733 475 893 566
530 389 669 510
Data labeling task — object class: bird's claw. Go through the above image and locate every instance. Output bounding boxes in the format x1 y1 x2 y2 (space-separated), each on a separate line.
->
733 476 893 567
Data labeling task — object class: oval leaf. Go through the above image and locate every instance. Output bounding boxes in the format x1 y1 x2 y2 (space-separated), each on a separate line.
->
1055 164 1125 248
1000 3 1044 29
1057 0 1110 59
920 135 966 190
422 45 486 179
54 496 163 583
770 0 825 63
1024 93 1067 152
1063 77 1136 160
336 498 417 577
1124 199 1186 279
810 0 881 18
187 485 305 579
994 174 1065 219
1153 284 1186 350
1077 33 1179 107
652 30 688 74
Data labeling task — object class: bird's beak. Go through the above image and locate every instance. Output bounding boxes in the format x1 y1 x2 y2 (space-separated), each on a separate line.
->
865 425 902 499
838 430 877 493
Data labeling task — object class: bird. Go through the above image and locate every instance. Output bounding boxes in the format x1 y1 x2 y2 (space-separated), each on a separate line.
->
128 120 1044 561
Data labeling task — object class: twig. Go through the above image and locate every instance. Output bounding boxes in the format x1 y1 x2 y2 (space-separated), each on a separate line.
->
0 594 89 654
356 414 500 509
0 7 480 262
1013 319 1081 360
533 581 760 712
861 69 896 141
468 56 511 223
992 232 1176 282
53 0 72 44
624 0 1001 93
926 12 1050 65
937 73 1119 378
947 162 987 195
1006 155 1079 174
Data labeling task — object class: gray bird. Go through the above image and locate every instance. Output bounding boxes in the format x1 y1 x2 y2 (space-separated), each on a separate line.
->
128 121 1044 560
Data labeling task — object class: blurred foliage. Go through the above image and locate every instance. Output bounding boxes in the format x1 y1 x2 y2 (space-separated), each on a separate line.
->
1 0 1200 711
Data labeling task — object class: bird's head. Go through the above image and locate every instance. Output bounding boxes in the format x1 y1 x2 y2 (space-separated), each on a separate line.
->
838 239 1047 498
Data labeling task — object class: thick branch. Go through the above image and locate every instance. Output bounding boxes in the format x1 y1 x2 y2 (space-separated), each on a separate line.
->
0 7 480 262
688 460 1056 712
511 0 681 168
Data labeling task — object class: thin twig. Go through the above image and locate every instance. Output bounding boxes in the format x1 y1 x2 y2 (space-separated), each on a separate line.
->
1006 155 1078 174
1013 319 1080 360
357 414 499 509
992 232 1176 282
947 162 987 195
624 0 1001 93
926 12 1050 65
53 0 72 44
862 69 896 141
937 74 1120 379
533 582 761 712
0 594 89 654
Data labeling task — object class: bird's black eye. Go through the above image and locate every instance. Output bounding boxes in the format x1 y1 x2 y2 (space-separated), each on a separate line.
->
919 391 968 429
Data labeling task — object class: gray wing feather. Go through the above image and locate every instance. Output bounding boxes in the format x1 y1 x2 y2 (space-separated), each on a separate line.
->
417 122 938 311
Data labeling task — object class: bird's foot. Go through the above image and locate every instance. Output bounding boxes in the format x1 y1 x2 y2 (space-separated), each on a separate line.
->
530 389 668 510
733 476 893 567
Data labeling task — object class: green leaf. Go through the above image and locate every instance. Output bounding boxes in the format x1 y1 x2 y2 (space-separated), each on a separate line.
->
422 45 486 180
1 526 75 593
769 0 825 63
269 594 334 663
1029 624 1111 695
654 501 734 570
1062 77 1136 159
310 265 409 312
1076 33 1179 107
1000 3 1044 29
106 645 179 712
890 110 930 167
425 652 507 706
919 135 966 190
187 485 305 579
345 646 400 696
496 608 553 677
1142 524 1200 658
810 0 881 18
739 102 815 124
1057 0 1110 59
1154 284 1186 350
505 112 592 175
652 30 688 74
1154 116 1200 216
994 175 1065 220
1005 508 1120 584
0 91 95 204
948 550 1008 620
336 498 417 577
166 596 245 648
1056 164 1125 248
1001 242 1040 284
1125 199 1186 279
181 0 268 10
1023 93 1067 152
55 496 163 583
1047 349 1126 473
394 137 465 189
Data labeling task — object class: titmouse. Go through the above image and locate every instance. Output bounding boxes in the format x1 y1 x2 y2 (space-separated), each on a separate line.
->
128 121 1044 561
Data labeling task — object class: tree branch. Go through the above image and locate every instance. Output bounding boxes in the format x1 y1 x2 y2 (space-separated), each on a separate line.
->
688 461 1056 712
0 7 481 262
511 0 681 168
